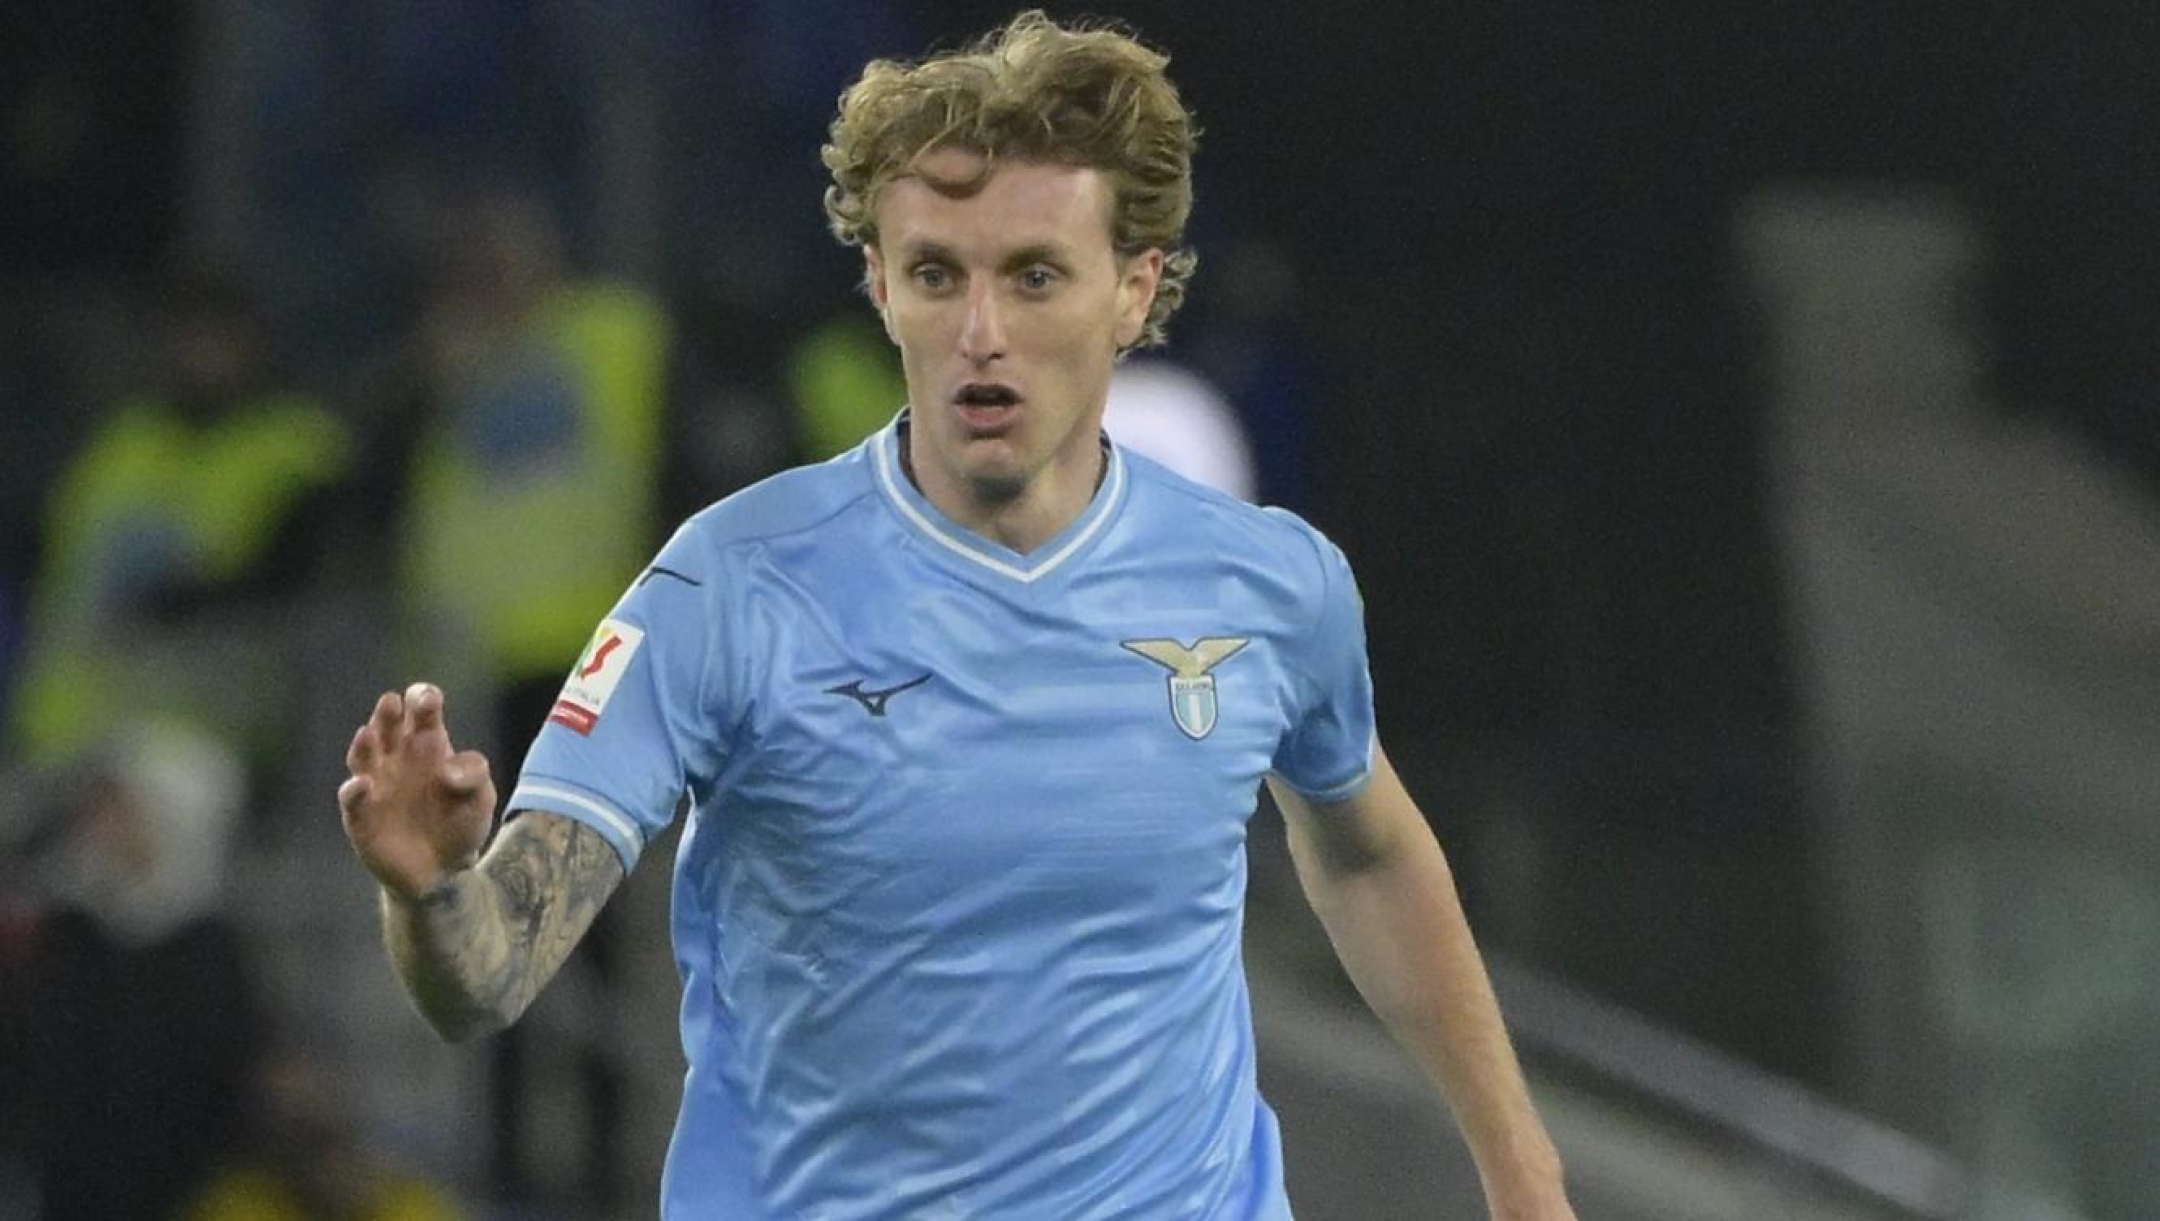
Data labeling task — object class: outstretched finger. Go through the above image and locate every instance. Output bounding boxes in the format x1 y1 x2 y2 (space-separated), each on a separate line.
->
405 682 445 738
347 722 378 774
370 690 405 753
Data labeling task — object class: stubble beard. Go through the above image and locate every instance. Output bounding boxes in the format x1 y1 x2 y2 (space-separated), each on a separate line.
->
962 461 1032 506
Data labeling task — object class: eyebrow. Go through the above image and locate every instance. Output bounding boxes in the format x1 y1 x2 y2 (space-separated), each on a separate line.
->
898 239 958 264
895 239 1074 271
999 244 1070 272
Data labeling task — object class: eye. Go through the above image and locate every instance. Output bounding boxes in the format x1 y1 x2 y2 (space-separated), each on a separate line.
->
1018 266 1059 293
910 263 953 292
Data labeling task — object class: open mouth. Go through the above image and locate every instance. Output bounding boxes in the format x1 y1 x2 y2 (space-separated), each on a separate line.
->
953 383 1022 432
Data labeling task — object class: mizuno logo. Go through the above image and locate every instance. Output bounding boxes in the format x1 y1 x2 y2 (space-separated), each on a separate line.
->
825 674 932 717
1122 636 1251 740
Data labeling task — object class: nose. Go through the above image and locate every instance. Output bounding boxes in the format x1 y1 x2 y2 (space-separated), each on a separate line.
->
958 281 1006 364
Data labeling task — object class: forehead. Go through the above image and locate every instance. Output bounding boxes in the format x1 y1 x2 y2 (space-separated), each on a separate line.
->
876 149 1116 258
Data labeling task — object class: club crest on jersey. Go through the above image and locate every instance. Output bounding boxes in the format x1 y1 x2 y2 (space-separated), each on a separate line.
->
1121 637 1251 740
550 618 645 735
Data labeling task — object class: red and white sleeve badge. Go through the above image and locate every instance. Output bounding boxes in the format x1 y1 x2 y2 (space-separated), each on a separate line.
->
549 619 646 735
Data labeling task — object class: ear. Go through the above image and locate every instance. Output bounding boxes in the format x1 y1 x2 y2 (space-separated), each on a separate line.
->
1114 248 1166 350
864 246 896 342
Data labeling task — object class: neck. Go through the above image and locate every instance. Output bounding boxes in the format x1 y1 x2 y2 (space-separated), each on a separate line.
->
901 423 1107 555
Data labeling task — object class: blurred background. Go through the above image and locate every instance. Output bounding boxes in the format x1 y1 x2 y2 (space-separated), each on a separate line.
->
2 2 2156 1219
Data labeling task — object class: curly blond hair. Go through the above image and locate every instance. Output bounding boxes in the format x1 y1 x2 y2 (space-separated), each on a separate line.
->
821 10 1199 349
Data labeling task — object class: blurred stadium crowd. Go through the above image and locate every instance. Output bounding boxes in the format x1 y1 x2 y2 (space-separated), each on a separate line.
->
0 5 1308 1218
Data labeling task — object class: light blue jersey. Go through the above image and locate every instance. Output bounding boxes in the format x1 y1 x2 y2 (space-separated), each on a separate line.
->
510 414 1374 1220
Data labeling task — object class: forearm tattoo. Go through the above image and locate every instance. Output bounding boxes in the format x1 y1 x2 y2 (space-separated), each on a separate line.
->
384 811 625 1037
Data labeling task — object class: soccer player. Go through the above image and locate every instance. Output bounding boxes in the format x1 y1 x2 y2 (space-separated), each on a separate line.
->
338 11 1576 1219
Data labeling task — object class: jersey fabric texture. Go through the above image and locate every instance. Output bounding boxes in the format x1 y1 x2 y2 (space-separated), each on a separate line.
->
510 414 1375 1220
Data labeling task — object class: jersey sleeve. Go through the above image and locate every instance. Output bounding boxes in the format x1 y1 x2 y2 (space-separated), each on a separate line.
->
1270 523 1377 803
506 523 736 872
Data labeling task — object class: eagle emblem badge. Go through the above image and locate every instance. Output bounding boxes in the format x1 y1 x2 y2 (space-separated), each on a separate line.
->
1121 637 1251 740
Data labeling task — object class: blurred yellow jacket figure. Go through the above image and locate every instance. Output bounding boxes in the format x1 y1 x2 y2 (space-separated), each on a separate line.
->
11 392 346 764
184 1165 466 1221
397 281 668 687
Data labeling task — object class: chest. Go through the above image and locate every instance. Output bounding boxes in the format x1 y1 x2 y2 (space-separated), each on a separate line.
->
708 561 1298 885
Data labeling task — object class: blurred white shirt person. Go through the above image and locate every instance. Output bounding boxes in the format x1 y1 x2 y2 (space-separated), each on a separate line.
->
1104 357 1257 501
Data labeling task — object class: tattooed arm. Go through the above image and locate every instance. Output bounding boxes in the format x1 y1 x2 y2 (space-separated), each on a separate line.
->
339 683 626 1041
381 810 624 1040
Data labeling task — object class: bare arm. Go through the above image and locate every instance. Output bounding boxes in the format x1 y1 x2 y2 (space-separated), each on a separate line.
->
381 809 623 1040
339 683 625 1041
1268 742 1573 1221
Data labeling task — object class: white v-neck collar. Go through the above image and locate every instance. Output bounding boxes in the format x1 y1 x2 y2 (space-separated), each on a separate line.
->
872 412 1127 585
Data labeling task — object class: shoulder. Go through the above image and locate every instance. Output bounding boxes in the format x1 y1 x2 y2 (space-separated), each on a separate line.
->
671 446 879 558
1120 449 1344 584
616 449 879 654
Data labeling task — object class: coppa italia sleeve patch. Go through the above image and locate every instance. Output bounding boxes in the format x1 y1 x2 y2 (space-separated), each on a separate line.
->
549 619 647 735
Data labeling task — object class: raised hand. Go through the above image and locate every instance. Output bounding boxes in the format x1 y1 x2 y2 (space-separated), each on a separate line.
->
339 682 498 900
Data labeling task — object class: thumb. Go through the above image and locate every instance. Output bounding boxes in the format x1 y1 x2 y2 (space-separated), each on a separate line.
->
439 749 496 799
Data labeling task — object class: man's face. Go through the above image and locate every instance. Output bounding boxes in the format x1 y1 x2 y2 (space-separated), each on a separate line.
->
867 148 1162 507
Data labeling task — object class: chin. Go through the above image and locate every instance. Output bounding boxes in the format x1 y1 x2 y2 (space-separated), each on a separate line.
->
961 464 1031 505
948 434 1032 492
